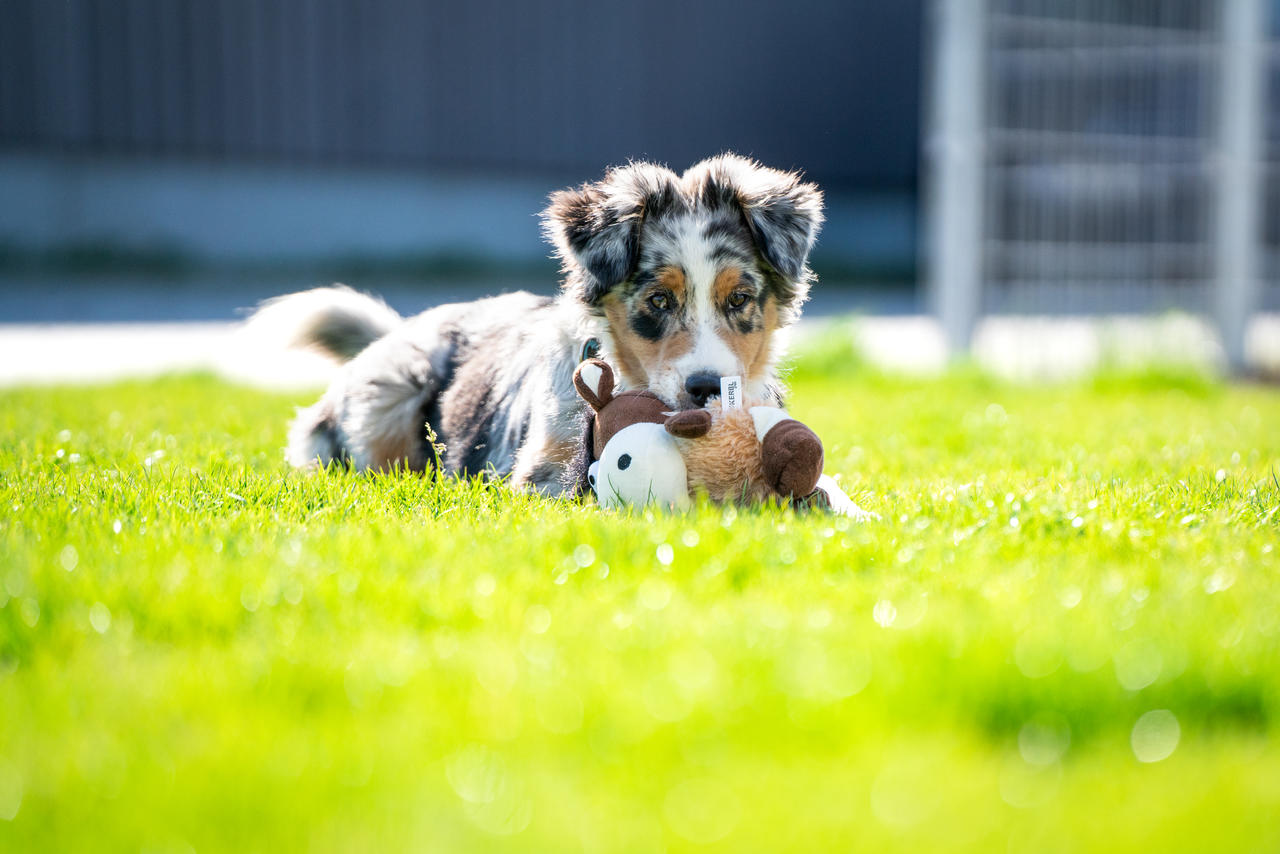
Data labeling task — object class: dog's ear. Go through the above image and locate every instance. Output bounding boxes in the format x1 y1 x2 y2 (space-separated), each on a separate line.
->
573 358 615 411
543 162 681 304
689 154 824 306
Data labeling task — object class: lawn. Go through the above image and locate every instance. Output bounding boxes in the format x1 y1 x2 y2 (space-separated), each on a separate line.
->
1 340 1278 852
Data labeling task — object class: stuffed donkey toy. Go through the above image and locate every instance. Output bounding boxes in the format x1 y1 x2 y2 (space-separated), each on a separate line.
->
572 358 827 509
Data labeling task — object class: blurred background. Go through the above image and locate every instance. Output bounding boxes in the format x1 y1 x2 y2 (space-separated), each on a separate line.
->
0 0 1277 380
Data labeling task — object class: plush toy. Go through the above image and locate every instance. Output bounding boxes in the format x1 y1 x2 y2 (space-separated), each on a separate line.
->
573 358 855 512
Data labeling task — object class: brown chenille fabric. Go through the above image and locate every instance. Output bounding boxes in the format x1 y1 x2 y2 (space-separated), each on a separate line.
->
759 419 824 498
573 359 670 459
664 408 713 439
591 390 670 455
574 358 826 504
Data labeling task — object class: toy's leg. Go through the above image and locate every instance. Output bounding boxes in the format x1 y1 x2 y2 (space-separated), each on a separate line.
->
757 417 824 499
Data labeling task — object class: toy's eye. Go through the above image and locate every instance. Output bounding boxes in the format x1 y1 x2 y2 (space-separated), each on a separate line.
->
588 472 596 486
617 454 632 470
647 292 672 312
727 291 751 309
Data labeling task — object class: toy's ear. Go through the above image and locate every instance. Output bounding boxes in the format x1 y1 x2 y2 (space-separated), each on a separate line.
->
573 358 615 411
665 409 713 439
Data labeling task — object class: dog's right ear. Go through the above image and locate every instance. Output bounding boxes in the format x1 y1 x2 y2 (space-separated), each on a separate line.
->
543 162 681 304
573 358 615 411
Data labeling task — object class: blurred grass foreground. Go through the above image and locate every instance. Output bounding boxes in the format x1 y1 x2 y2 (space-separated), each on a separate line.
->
1 344 1278 852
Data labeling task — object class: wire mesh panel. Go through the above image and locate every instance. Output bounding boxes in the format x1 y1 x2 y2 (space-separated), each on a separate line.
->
982 0 1222 315
1263 0 1280 312
929 0 1274 367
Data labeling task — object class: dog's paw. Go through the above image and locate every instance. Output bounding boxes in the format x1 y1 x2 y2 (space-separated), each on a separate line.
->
812 474 878 520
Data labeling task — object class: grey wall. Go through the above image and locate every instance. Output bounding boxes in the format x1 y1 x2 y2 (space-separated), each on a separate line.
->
0 1 921 274
0 0 921 189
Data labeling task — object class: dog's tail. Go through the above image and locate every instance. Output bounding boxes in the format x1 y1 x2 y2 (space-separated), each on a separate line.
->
246 285 402 362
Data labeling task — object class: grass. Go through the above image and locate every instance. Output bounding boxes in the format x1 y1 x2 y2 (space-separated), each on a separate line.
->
1 344 1278 852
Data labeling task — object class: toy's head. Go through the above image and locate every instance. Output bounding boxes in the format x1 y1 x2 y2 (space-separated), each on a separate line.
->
573 358 824 510
574 359 669 449
588 422 690 509
574 359 691 509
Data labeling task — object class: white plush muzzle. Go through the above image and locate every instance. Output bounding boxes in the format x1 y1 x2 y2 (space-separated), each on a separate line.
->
592 422 691 510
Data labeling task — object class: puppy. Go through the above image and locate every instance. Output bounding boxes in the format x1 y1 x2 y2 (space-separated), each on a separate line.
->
253 153 824 497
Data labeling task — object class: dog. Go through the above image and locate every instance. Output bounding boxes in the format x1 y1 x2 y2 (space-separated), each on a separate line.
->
251 153 830 499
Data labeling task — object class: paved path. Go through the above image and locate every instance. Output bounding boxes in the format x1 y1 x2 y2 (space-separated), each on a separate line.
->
3 312 1277 388
2 273 1277 386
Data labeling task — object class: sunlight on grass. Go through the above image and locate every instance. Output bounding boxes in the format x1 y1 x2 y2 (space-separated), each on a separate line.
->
0 359 1278 851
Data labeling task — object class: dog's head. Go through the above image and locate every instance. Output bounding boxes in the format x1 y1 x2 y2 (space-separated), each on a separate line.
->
543 153 823 409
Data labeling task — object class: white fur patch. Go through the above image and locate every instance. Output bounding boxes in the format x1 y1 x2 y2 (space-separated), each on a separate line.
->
749 406 791 440
814 474 877 520
642 212 751 404
677 219 720 314
682 320 738 373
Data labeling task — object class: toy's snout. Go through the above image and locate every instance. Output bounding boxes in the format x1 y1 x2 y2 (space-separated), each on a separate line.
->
592 422 691 510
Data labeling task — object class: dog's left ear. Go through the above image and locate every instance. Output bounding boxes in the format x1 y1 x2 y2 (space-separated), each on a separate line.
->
690 154 824 292
543 161 681 305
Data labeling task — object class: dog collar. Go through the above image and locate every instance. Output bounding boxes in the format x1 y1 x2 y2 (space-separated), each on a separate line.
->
580 337 601 363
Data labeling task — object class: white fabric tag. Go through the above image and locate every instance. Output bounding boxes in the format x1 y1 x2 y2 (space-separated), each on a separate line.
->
720 375 743 410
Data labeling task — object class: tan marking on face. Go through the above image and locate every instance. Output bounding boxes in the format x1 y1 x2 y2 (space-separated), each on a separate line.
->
602 295 693 391
655 266 687 303
722 295 779 382
713 266 744 303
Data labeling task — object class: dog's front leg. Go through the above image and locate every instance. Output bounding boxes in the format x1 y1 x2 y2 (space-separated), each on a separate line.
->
509 431 577 497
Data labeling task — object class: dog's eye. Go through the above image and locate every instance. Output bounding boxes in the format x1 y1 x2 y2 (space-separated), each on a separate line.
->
727 291 751 309
647 292 672 312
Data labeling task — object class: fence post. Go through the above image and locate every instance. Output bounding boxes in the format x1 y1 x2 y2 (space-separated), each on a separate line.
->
1214 0 1265 372
927 0 986 354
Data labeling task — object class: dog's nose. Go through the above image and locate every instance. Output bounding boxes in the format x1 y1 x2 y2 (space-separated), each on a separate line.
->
684 373 721 407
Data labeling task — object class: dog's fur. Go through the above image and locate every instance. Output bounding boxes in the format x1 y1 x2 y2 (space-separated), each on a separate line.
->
253 153 824 496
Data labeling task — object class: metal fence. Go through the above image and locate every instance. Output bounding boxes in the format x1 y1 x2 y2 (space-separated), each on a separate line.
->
927 0 1278 369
